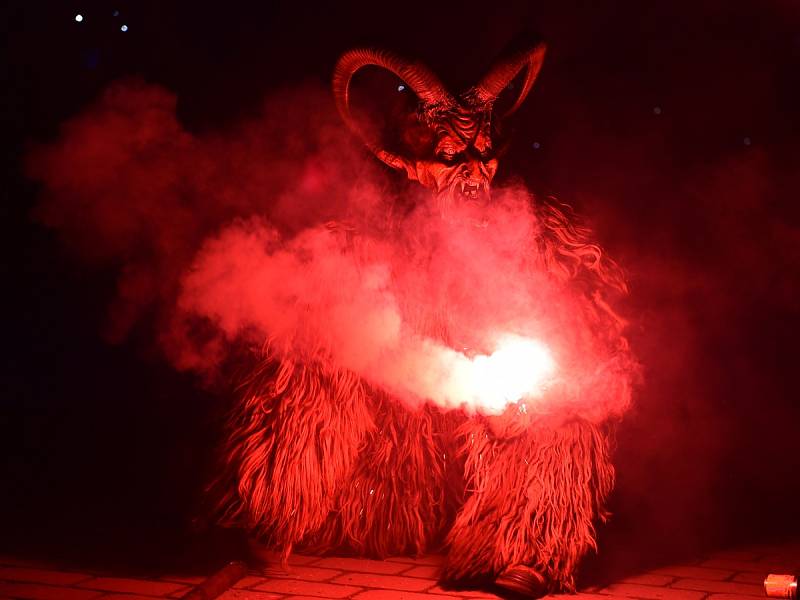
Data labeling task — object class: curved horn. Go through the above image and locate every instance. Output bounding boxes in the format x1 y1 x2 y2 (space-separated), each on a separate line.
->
332 48 455 170
472 38 547 117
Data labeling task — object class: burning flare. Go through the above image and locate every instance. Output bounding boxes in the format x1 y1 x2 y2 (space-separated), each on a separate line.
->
452 334 557 414
471 335 556 413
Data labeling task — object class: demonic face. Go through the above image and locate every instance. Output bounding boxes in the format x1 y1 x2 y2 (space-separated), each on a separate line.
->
412 107 498 206
333 41 546 208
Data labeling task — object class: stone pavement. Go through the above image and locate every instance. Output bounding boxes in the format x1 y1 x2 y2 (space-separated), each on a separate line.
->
0 543 797 600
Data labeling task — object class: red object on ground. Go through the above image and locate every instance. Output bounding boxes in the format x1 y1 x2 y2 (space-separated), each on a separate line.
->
765 574 798 599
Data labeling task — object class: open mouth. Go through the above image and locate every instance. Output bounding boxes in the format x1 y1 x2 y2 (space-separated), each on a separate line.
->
437 180 491 212
457 181 486 200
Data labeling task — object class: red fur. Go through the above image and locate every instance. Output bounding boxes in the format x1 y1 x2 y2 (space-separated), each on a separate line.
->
443 416 614 591
209 197 631 587
306 398 465 557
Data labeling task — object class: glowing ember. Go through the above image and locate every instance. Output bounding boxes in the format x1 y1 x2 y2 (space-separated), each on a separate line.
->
462 335 557 414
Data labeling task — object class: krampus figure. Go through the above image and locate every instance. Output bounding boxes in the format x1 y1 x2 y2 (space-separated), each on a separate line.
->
210 37 632 597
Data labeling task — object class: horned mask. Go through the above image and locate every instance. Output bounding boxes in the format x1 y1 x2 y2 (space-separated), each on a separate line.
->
333 39 546 208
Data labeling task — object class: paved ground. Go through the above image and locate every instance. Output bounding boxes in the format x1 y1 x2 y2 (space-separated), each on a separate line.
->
0 543 797 600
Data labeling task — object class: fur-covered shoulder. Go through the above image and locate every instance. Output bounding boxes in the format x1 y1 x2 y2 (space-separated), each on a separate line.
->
532 196 628 296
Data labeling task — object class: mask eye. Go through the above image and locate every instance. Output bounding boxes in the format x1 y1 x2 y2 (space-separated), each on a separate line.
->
477 147 494 161
437 149 460 164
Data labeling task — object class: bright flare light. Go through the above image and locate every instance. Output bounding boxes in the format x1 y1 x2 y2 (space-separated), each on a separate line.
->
468 335 557 414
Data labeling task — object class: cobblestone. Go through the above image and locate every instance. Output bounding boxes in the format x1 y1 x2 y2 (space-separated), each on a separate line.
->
352 591 457 600
260 565 344 582
386 556 444 567
78 576 188 596
317 558 410 576
0 566 93 586
1 543 794 600
651 566 734 581
160 574 207 585
252 578 362 597
619 574 676 586
234 575 271 588
400 566 442 580
545 595 618 600
671 578 764 596
0 581 103 600
732 572 767 584
428 585 501 598
332 573 436 592
217 590 285 600
707 595 771 600
98 595 174 600
598 582 707 600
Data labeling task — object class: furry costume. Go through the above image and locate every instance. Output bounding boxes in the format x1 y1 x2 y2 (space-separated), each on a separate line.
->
209 39 633 594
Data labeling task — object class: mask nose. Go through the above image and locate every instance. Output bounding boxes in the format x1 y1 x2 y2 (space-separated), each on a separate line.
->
460 157 485 185
455 156 492 201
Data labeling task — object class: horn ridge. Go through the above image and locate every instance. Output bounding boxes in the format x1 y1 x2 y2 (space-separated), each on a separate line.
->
471 38 547 117
332 48 455 170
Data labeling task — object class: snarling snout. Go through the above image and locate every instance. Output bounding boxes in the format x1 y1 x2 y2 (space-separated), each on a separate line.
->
454 154 498 201
459 181 484 199
443 165 494 206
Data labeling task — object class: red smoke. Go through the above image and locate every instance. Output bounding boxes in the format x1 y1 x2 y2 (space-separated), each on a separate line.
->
28 79 375 340
27 78 634 421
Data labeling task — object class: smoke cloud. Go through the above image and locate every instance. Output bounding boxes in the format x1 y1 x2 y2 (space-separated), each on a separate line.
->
27 79 378 340
27 78 634 420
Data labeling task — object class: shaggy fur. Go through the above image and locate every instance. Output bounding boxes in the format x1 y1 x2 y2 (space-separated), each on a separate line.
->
209 347 467 561
209 352 375 563
306 397 465 557
210 197 630 586
442 415 614 591
535 199 627 296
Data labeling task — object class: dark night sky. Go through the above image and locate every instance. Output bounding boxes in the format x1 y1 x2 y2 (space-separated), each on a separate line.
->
2 0 799 579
